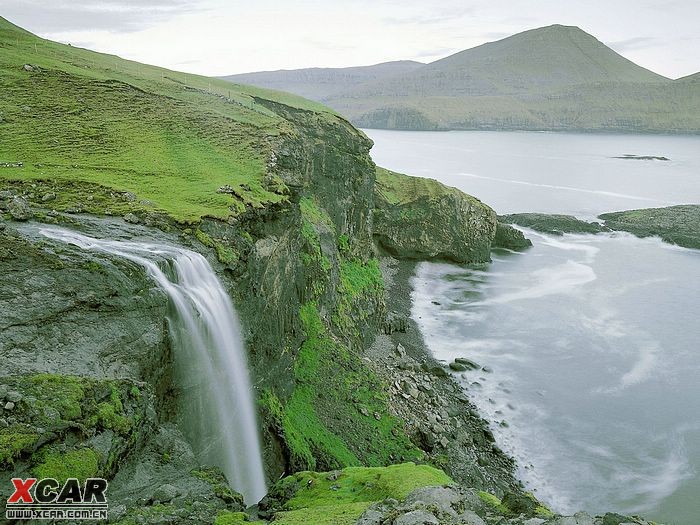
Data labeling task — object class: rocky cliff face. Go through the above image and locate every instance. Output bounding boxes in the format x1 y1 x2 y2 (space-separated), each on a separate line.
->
0 97 517 515
373 168 497 263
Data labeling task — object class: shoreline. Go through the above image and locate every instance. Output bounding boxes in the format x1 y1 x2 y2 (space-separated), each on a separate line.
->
365 254 524 497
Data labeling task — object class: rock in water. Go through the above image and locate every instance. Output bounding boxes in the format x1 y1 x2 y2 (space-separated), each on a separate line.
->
492 222 532 250
8 197 32 221
373 168 497 263
500 213 607 236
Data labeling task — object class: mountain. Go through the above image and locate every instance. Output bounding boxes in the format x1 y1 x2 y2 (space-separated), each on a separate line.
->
221 60 424 102
677 72 700 83
223 25 700 133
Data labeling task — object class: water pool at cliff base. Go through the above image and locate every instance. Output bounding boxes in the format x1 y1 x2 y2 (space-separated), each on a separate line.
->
366 129 700 524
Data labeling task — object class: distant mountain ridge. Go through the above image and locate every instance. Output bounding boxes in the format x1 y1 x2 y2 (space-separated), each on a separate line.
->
222 25 700 133
221 60 424 102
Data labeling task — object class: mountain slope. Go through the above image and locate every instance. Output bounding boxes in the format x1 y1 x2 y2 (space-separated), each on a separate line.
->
221 60 424 102
0 16 339 221
223 25 699 133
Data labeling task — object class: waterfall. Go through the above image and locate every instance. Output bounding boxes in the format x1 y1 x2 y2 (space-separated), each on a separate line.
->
39 227 267 504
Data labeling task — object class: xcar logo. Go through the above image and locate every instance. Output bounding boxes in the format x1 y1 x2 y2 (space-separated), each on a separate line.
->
5 478 108 521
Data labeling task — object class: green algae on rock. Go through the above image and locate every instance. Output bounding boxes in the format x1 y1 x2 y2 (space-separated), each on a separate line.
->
600 205 700 249
500 213 608 236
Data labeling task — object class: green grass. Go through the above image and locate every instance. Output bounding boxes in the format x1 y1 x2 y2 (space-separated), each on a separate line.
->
375 167 482 207
271 463 452 524
273 502 371 525
0 16 338 222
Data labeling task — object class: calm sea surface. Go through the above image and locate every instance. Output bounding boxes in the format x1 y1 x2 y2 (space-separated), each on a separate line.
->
365 129 700 524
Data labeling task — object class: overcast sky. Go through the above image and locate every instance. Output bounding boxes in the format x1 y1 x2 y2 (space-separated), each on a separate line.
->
3 0 699 79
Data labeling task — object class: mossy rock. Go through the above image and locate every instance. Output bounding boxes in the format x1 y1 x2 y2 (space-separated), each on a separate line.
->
264 463 452 524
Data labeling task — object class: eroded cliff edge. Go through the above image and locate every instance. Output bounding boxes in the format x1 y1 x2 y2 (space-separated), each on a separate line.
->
0 17 660 523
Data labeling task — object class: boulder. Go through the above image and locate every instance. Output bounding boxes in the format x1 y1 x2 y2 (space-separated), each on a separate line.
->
374 168 497 264
492 222 532 250
152 483 180 503
394 510 440 525
8 197 32 221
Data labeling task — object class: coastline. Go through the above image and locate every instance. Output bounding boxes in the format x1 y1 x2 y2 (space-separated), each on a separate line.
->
365 254 523 497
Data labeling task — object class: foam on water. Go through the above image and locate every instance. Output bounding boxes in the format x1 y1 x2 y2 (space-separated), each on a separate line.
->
411 231 700 522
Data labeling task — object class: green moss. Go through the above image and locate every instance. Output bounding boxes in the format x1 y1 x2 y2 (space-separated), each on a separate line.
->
479 491 503 508
334 258 383 333
82 260 107 274
273 502 371 525
95 401 131 434
271 464 452 525
0 425 39 466
535 505 555 518
300 197 334 229
33 447 100 483
214 510 264 524
339 259 382 297
195 229 215 248
265 303 422 473
191 467 244 505
337 234 350 253
27 373 86 420
376 167 481 207
282 464 451 509
215 243 238 265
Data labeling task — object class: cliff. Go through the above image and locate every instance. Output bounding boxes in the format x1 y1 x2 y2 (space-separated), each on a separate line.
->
0 17 657 525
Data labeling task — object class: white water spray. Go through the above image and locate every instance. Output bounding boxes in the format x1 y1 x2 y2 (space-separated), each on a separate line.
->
40 227 267 504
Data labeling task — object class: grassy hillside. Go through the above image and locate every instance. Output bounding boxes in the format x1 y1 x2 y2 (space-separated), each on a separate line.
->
221 60 423 102
222 25 700 133
0 16 339 222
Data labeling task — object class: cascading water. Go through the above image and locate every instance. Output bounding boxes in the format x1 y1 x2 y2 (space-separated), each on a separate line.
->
39 227 267 504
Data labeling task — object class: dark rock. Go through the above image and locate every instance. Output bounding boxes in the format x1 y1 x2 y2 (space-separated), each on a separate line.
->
600 204 700 250
6 391 22 403
601 513 634 525
449 362 468 372
500 213 607 236
502 491 538 515
374 168 497 264
430 366 448 377
152 483 179 503
394 509 439 525
384 311 408 334
123 213 140 224
455 357 480 370
8 197 32 221
492 222 533 250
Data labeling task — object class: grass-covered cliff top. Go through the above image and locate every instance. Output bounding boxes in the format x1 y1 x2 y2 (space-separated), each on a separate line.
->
375 167 483 207
0 16 339 222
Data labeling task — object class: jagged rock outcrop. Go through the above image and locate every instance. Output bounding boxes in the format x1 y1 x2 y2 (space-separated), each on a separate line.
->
373 168 502 263
500 213 608 236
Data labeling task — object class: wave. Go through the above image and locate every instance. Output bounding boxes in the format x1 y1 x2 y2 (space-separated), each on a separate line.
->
471 260 596 306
